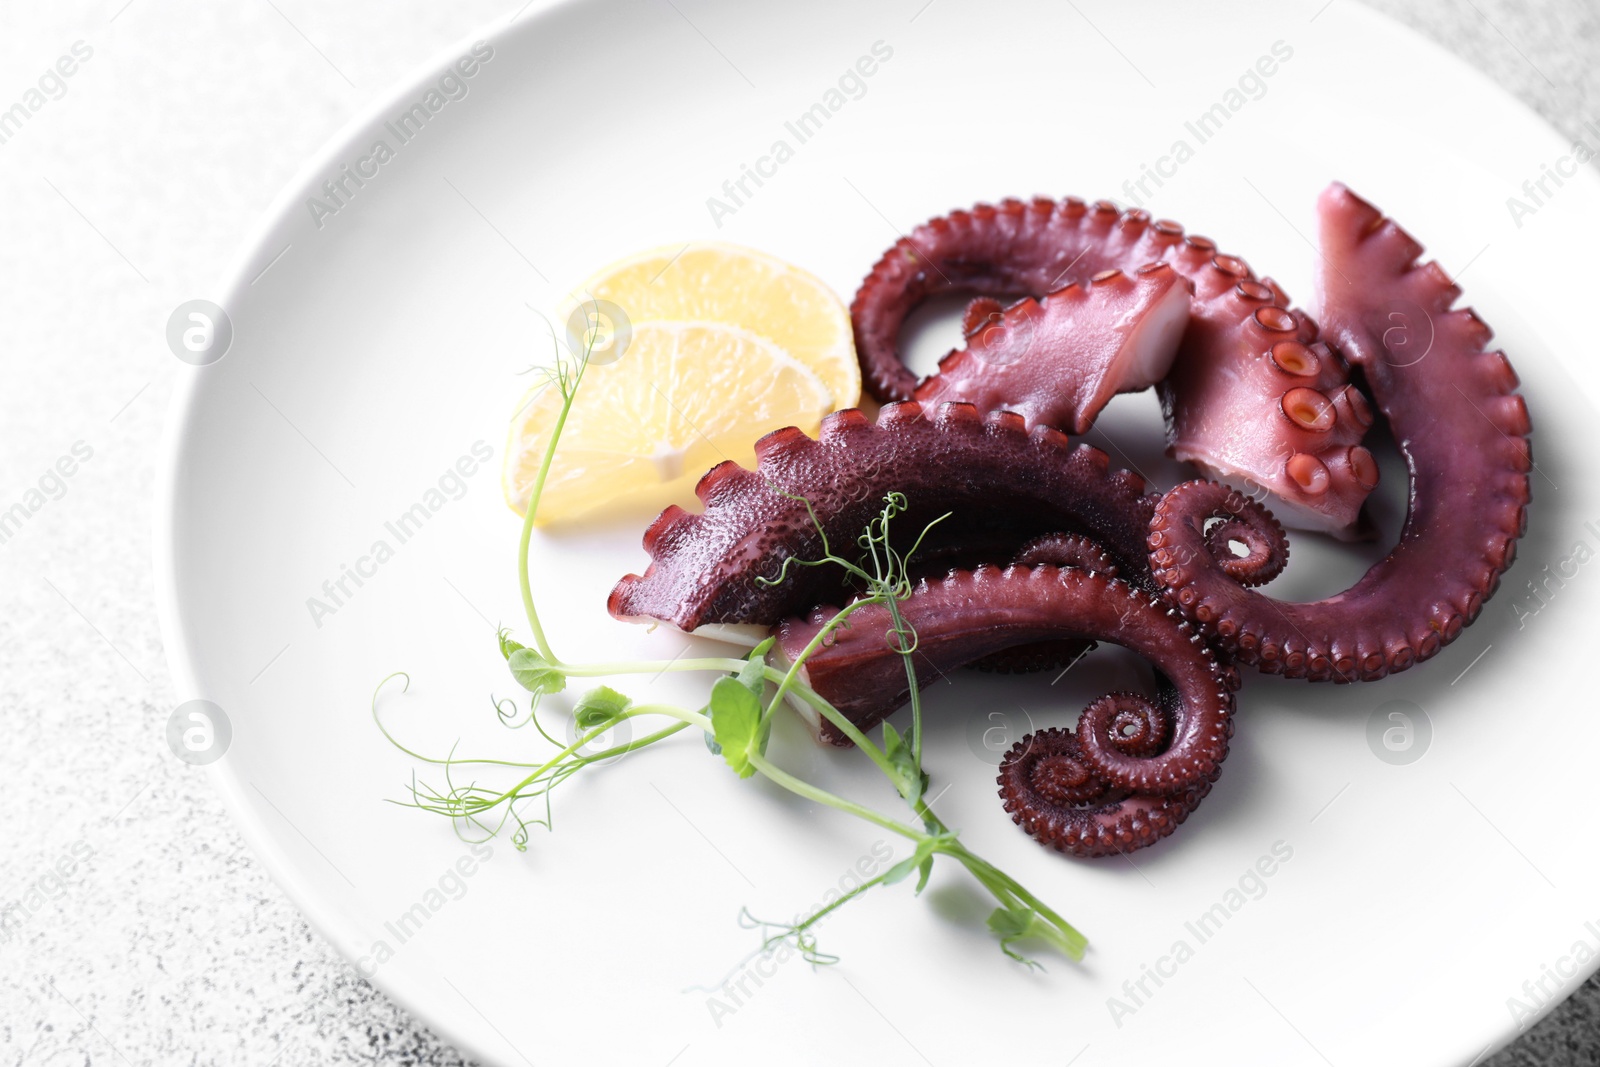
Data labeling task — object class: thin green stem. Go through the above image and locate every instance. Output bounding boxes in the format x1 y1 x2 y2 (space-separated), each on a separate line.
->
581 718 690 761
746 751 928 844
517 477 555 663
760 599 873 730
885 595 924 767
517 331 596 663
517 395 578 662
551 655 900 776
781 864 902 937
492 704 708 805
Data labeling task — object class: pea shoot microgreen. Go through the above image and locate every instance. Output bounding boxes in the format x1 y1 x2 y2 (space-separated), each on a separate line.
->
375 304 1087 968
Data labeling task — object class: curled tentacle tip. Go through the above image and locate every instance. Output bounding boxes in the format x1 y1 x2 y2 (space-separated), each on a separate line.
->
997 728 1212 859
1203 515 1287 587
1091 692 1169 758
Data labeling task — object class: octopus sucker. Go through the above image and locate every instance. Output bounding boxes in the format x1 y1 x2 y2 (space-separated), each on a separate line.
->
1146 185 1531 683
849 194 1379 536
770 565 1234 800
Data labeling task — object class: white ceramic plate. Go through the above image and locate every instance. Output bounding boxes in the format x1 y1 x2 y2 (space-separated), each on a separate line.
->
157 1 1600 1063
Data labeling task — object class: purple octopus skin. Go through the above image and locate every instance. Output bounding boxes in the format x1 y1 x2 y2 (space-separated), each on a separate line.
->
968 533 1119 674
850 196 1378 536
607 400 1157 632
913 262 1192 436
997 727 1213 859
1011 531 1122 574
1147 183 1532 682
771 564 1236 801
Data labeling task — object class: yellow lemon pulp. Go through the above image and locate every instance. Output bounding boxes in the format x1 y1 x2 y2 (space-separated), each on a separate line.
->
503 321 831 524
571 242 860 408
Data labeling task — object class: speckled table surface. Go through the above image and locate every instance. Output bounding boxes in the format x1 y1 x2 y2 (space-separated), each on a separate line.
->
0 1 1594 1064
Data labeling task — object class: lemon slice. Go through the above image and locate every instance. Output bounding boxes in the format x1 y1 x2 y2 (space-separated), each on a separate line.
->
504 321 831 523
571 243 860 407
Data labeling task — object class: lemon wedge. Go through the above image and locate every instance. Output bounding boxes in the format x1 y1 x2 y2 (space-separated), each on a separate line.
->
504 321 831 523
570 243 860 408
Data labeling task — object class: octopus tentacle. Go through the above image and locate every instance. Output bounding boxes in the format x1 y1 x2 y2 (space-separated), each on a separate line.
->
967 533 1119 674
1082 692 1169 760
997 728 1212 859
1200 507 1289 587
1147 184 1531 682
850 196 1376 535
913 263 1193 435
1011 532 1119 575
771 565 1235 800
852 197 1186 400
608 401 1157 632
960 296 1005 337
966 642 1090 675
1164 331 1375 540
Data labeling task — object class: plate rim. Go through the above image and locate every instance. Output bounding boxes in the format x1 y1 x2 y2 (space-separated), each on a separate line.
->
151 4 584 1063
151 2 1600 1064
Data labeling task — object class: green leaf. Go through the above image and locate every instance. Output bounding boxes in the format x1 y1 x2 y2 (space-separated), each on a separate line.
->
573 685 630 729
881 853 923 886
883 721 904 759
508 648 566 696
986 905 1084 967
880 834 949 892
881 722 923 804
986 906 1041 967
986 906 1031 940
708 676 762 778
737 637 775 692
498 629 525 660
882 836 936 887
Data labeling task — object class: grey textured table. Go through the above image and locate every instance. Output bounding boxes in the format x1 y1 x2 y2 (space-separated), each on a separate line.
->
0 1 1594 1064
